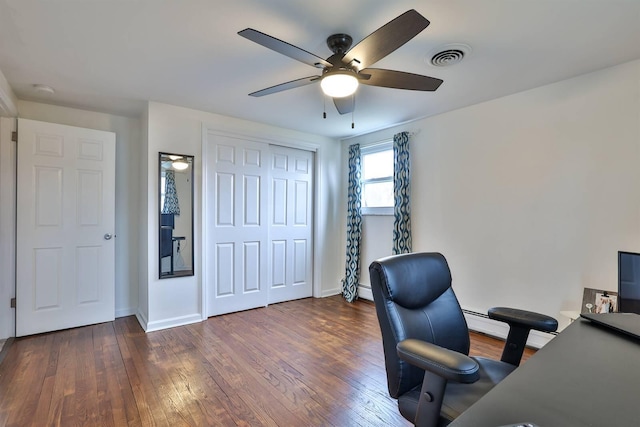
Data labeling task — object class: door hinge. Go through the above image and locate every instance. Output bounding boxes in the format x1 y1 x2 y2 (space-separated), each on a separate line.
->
11 131 17 142
10 297 16 308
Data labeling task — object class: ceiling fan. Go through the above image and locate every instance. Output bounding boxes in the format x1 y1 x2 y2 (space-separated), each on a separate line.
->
238 9 443 117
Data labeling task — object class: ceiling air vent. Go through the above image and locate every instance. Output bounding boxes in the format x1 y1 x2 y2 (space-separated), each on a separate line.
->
431 49 464 66
427 43 472 67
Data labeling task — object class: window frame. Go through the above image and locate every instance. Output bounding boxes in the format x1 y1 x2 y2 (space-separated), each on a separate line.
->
160 172 166 211
360 141 394 216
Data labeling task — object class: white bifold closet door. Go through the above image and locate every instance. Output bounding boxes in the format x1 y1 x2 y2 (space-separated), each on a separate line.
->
267 145 313 304
205 133 313 317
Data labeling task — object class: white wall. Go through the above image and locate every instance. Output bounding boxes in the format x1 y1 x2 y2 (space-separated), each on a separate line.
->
0 68 18 117
142 102 343 331
345 59 640 331
16 101 141 318
138 107 150 324
357 215 394 299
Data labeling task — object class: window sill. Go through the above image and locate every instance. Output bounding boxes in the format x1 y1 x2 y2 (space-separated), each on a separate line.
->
362 207 393 216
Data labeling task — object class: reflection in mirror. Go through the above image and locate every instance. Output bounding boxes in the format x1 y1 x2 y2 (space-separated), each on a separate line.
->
159 152 194 278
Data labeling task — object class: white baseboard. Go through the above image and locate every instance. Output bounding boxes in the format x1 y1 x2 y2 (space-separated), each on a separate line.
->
322 284 373 300
144 313 203 333
322 285 377 300
135 310 148 331
115 307 136 318
321 287 341 298
358 285 373 301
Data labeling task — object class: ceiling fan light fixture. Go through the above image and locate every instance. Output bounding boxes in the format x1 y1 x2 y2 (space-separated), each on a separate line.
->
172 160 189 170
320 71 358 98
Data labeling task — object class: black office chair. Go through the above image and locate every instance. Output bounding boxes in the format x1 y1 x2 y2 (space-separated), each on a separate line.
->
369 252 558 427
160 213 175 274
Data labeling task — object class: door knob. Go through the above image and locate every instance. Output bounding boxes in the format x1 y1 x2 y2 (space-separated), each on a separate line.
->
104 233 113 240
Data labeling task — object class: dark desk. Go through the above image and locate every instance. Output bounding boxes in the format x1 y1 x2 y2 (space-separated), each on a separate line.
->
450 318 640 426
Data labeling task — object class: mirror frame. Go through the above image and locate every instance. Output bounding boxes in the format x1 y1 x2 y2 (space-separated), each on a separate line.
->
158 152 195 279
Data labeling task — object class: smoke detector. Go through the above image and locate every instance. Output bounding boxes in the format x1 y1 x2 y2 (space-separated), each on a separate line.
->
427 43 472 67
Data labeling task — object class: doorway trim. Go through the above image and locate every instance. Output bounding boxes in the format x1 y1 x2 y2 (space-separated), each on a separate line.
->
0 117 17 340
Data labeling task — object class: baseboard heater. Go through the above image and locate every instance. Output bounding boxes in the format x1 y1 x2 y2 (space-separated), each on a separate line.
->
462 309 557 349
360 287 556 348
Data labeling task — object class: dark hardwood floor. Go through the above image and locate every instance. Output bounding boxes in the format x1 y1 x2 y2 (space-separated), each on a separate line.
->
0 296 534 426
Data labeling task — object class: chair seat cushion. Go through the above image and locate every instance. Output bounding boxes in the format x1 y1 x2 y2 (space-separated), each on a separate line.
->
397 357 516 425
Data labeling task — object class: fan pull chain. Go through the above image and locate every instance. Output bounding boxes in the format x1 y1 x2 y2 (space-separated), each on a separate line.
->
351 95 355 129
323 96 326 119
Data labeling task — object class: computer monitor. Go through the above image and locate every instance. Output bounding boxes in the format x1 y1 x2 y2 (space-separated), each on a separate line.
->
618 251 640 314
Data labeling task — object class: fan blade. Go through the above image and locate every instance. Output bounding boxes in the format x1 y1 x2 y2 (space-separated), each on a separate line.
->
239 28 333 69
342 10 429 71
359 68 443 91
249 76 320 97
333 96 355 115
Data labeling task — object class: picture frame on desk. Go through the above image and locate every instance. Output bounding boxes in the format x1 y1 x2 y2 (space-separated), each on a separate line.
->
582 287 618 314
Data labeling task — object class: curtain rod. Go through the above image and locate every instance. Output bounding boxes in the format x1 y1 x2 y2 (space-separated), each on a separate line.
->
354 129 421 148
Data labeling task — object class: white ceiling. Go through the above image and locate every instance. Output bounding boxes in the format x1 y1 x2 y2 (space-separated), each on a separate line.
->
1 0 639 139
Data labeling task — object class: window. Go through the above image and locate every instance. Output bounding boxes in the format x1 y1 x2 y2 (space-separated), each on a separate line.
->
361 142 393 215
160 173 166 210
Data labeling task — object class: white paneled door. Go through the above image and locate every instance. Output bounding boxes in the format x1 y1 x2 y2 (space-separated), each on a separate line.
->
206 135 269 316
268 145 313 304
16 119 116 337
205 132 314 317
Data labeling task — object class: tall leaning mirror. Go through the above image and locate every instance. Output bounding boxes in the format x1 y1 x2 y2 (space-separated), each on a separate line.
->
159 152 194 278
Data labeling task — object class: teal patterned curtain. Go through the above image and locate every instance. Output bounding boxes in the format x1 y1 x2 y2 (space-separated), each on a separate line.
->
162 170 181 215
341 144 362 302
393 132 411 254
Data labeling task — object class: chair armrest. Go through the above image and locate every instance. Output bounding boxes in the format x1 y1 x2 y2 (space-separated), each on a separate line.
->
488 307 558 366
488 307 558 333
397 339 480 384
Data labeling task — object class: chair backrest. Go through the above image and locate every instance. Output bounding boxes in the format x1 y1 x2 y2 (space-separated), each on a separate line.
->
161 213 175 228
160 227 173 258
369 252 470 398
